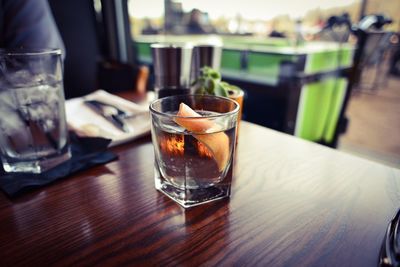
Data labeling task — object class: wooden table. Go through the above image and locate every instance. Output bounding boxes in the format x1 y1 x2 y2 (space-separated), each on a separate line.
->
0 121 399 266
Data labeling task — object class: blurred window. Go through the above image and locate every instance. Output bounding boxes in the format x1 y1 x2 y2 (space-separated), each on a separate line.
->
127 0 378 39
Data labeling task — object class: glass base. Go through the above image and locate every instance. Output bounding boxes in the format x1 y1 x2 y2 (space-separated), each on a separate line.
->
154 166 232 208
2 149 71 174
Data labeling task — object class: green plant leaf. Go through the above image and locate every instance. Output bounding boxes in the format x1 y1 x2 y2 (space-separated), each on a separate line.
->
214 83 228 97
206 79 216 95
192 67 241 97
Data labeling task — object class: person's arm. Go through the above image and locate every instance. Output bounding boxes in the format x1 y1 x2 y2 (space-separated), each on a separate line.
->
1 0 65 56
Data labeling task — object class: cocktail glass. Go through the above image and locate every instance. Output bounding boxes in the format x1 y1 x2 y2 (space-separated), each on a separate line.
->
150 95 239 208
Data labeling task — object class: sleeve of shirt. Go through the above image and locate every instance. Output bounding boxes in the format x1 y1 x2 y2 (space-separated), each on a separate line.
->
2 0 65 57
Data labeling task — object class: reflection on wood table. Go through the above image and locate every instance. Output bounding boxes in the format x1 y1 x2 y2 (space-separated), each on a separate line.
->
0 121 399 267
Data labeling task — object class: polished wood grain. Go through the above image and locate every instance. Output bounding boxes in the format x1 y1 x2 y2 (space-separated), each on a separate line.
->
0 121 399 267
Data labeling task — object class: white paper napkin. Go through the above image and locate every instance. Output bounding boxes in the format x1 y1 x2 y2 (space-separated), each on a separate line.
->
65 90 151 147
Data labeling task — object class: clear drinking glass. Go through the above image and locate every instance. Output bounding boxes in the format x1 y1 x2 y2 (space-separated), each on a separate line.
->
0 48 70 173
150 95 239 208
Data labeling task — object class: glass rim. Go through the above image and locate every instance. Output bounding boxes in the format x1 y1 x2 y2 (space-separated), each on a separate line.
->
0 48 62 56
149 94 240 119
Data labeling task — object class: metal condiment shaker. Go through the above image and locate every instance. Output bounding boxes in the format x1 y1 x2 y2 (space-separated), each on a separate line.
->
190 44 222 83
151 43 193 98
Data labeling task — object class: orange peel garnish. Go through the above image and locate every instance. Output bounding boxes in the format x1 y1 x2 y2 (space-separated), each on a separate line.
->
174 103 230 172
